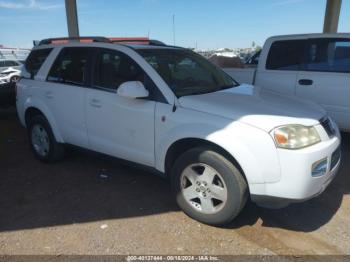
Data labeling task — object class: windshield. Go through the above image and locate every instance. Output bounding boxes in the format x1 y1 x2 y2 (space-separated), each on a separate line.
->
137 48 238 97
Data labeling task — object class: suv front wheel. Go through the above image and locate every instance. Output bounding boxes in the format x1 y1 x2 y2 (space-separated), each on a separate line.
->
171 147 248 226
28 114 65 163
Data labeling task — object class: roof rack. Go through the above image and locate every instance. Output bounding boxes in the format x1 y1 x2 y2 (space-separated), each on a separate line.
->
38 37 111 46
109 37 166 46
148 40 167 46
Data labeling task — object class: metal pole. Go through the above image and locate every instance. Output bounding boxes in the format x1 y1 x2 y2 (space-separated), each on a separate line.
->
323 0 342 33
65 0 80 38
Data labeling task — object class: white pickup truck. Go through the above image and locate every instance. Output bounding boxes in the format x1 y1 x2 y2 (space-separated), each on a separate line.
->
224 33 350 131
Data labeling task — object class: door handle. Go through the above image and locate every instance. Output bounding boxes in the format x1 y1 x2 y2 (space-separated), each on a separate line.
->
45 91 54 99
298 79 313 86
90 98 102 108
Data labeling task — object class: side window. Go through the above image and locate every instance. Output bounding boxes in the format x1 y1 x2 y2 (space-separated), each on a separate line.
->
47 48 90 86
266 40 305 71
94 49 145 90
24 48 52 78
0 61 4 67
5 61 16 66
306 39 350 73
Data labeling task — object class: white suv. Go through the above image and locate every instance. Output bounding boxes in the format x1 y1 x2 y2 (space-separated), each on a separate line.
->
16 37 341 225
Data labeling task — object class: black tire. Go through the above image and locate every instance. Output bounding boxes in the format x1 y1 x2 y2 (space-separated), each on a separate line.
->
27 114 65 163
10 76 19 83
171 147 248 226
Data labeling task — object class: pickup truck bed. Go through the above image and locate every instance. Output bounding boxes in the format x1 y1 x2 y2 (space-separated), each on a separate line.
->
223 68 256 85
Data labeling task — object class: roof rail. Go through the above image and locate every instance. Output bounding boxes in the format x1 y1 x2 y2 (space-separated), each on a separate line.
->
38 37 111 46
109 37 166 46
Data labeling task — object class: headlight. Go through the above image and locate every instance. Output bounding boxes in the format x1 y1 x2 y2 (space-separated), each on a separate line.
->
271 125 321 149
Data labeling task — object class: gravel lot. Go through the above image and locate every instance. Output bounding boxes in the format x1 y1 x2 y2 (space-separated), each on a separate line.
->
0 108 349 255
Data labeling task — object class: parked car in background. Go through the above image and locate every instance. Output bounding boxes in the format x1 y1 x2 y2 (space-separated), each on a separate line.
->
224 33 350 131
0 59 22 72
0 67 21 83
16 37 341 225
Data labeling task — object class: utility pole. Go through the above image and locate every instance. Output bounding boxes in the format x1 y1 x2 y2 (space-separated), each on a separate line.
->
65 0 80 38
323 0 342 33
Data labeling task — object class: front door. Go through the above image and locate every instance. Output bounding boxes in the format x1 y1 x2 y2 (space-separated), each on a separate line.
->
85 48 156 166
255 39 306 95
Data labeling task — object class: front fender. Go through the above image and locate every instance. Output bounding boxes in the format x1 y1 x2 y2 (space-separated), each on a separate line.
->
156 121 281 187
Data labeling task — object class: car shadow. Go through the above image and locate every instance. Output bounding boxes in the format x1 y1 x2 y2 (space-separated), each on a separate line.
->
0 108 349 233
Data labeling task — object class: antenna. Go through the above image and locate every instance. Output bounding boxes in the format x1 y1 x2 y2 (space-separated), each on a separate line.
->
172 14 176 46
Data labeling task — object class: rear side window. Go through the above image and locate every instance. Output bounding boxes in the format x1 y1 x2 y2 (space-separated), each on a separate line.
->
25 48 52 78
47 47 91 86
306 38 350 73
266 40 306 71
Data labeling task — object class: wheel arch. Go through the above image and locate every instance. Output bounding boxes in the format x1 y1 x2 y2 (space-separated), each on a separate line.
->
24 105 64 143
164 137 248 184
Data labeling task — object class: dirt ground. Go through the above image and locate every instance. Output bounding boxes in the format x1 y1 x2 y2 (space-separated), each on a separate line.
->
0 108 349 255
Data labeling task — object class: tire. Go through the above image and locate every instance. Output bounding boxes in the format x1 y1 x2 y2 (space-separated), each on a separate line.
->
27 114 65 163
10 76 20 83
171 147 248 226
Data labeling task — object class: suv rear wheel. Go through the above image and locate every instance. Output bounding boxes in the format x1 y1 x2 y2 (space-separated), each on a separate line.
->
171 147 248 226
28 114 65 163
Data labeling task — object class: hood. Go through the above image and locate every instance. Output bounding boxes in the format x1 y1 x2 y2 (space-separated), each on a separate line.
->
178 84 326 132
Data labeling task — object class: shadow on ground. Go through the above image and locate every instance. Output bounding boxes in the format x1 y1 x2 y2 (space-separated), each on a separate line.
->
0 108 349 233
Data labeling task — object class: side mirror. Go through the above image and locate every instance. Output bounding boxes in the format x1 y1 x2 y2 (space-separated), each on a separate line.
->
117 81 149 99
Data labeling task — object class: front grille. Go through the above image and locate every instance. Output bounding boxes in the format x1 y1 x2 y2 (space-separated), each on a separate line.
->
331 146 341 171
320 117 336 138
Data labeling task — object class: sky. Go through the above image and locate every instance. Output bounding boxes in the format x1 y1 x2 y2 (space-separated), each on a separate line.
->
0 0 349 49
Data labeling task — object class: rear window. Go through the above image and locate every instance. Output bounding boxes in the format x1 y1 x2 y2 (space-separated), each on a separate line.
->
266 40 306 71
25 48 52 78
306 38 350 73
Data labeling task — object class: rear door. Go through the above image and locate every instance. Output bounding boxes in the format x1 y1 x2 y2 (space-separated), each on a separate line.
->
85 48 156 166
296 38 350 130
44 47 91 147
255 39 306 95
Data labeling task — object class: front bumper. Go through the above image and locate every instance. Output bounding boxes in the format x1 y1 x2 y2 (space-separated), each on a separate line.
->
254 125 341 203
